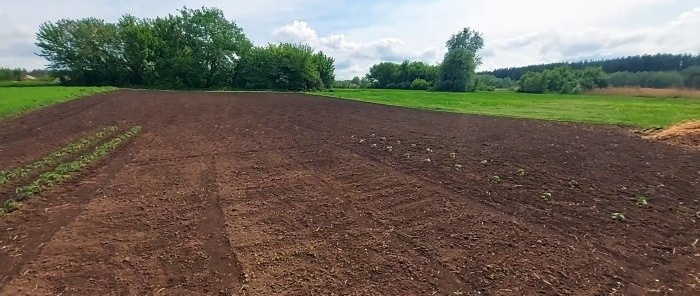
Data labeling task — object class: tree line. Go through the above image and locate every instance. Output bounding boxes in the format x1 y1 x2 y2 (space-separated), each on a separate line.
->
35 7 335 91
518 66 608 94
355 28 484 92
0 68 51 81
484 53 700 80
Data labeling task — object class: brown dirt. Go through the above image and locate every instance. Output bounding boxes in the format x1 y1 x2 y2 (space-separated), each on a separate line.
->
0 90 698 295
644 120 700 149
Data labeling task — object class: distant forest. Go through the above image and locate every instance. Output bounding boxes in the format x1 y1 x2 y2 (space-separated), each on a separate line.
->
479 53 700 80
483 54 700 80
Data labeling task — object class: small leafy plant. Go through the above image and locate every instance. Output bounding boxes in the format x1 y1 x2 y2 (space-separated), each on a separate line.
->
611 212 625 221
516 168 526 176
541 192 552 202
3 199 19 213
490 175 502 184
454 164 463 171
636 195 648 206
569 180 579 188
480 160 489 165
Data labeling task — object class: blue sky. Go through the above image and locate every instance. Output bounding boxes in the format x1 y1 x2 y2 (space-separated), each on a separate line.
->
1 0 699 79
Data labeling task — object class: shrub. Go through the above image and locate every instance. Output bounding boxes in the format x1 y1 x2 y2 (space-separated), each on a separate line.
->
410 78 431 90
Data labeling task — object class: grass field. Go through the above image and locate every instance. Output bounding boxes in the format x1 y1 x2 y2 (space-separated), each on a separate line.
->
0 86 114 119
319 89 700 127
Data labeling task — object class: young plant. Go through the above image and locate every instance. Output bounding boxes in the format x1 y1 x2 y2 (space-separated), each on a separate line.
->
636 195 648 206
569 180 579 188
490 175 502 184
449 152 457 159
480 160 489 165
516 168 526 176
0 126 118 188
454 164 463 171
611 212 625 221
3 199 19 213
14 126 142 201
541 192 552 202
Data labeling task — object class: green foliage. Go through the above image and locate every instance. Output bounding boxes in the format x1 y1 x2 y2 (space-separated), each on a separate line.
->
487 53 700 81
34 7 335 91
475 74 515 91
636 196 648 206
445 27 485 65
681 66 700 89
410 79 431 90
541 192 552 202
334 76 370 89
15 126 141 201
366 61 438 89
436 50 477 92
318 89 700 127
236 43 332 91
3 199 19 213
0 126 118 188
607 71 685 88
436 27 484 92
0 68 26 81
569 180 580 188
518 66 607 94
37 18 125 86
0 87 114 119
611 212 626 221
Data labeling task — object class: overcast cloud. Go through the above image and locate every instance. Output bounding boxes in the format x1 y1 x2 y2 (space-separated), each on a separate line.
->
1 0 699 78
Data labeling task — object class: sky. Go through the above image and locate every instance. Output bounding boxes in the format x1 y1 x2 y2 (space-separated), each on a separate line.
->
1 0 699 79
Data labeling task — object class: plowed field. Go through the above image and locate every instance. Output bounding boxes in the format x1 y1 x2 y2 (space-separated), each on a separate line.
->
1 90 698 295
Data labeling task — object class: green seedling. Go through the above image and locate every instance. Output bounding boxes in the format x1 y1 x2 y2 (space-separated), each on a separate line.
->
0 126 118 187
636 195 648 206
13 126 142 203
541 192 552 202
611 212 626 221
569 180 579 188
454 164 463 171
516 168 526 176
490 175 502 184
3 199 19 213
480 160 489 165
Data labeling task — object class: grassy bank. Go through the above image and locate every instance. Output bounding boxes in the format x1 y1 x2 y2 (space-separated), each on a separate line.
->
317 89 700 127
0 86 114 119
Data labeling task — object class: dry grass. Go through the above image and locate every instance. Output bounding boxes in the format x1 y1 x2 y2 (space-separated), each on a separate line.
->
588 87 700 99
644 120 700 149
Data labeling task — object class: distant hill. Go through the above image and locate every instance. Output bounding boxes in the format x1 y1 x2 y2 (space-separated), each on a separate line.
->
482 53 700 80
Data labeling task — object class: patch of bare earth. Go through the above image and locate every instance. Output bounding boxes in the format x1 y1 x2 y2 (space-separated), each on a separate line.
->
0 90 698 295
644 120 700 150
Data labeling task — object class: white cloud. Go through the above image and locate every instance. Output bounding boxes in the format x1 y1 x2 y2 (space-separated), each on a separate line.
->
273 20 444 78
1 0 698 79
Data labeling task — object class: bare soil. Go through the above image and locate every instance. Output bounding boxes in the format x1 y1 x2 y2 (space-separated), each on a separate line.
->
0 90 698 295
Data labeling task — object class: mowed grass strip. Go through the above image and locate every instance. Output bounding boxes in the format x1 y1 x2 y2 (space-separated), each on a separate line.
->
2 126 141 215
318 89 700 128
0 86 115 119
0 126 119 188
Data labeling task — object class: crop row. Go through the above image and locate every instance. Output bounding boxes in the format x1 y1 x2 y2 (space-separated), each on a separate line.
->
0 126 118 188
1 126 141 214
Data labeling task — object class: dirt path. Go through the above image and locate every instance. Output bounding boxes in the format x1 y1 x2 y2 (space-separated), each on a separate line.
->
0 90 698 295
